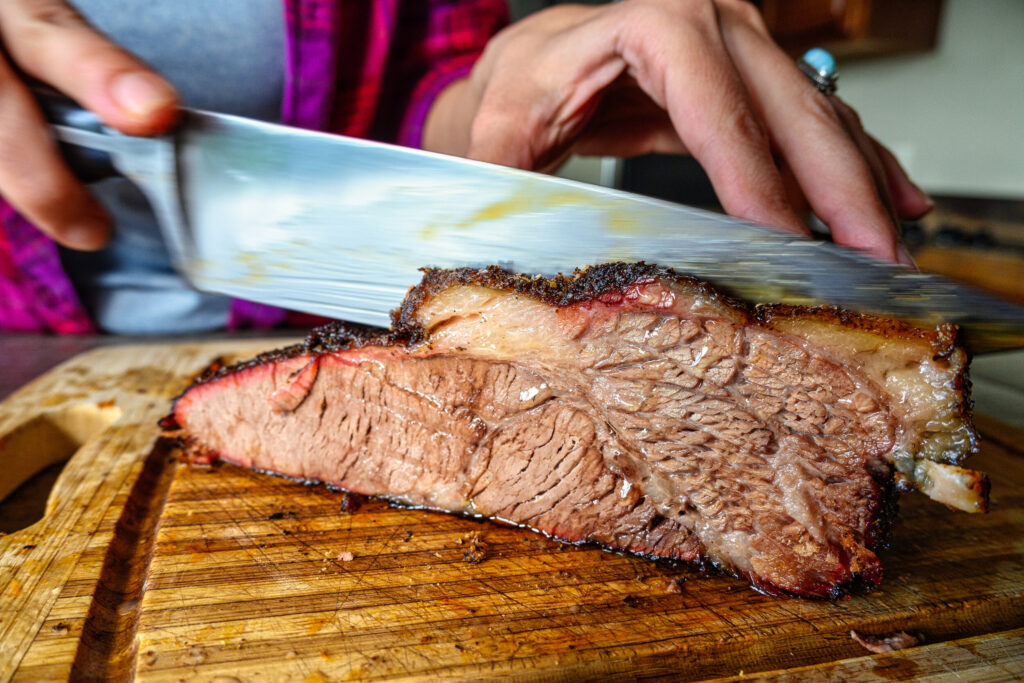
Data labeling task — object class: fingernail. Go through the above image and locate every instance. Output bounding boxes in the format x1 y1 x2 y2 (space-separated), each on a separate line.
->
111 72 176 119
911 180 934 211
896 244 918 269
63 220 109 251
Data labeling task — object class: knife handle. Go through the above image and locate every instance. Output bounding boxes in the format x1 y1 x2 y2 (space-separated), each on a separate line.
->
33 86 119 183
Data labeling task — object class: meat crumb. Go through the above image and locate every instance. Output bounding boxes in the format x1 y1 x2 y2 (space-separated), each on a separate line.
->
338 551 355 562
184 644 207 665
666 578 685 594
461 531 488 564
338 491 364 513
850 630 919 654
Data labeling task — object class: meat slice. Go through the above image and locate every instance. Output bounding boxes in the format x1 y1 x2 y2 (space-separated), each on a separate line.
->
167 264 986 598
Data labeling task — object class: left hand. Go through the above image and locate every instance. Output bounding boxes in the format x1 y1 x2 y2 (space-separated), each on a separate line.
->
423 0 931 265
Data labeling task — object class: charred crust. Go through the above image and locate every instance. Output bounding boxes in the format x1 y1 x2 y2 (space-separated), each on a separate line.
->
745 568 878 600
393 262 754 333
158 413 181 431
755 303 961 349
168 323 396 400
866 466 901 552
952 351 979 456
303 320 410 352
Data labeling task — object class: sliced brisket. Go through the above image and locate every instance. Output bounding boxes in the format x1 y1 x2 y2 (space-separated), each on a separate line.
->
167 264 986 598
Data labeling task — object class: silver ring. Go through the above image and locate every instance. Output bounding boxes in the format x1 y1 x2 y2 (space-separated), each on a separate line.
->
797 48 838 95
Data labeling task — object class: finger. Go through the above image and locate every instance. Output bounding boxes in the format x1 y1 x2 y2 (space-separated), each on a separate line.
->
869 135 933 220
615 1 808 235
829 101 917 267
467 66 576 170
0 54 110 248
0 0 178 135
715 0 900 261
829 97 900 227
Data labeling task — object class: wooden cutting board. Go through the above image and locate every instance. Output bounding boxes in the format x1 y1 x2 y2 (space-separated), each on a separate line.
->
2 342 1023 681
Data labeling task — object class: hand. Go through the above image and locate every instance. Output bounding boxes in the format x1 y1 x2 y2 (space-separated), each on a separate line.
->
424 0 931 264
0 0 179 249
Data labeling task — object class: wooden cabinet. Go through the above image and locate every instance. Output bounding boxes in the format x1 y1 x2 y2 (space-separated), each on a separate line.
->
757 0 945 61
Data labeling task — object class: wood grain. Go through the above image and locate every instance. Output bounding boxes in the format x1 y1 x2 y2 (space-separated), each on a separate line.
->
713 628 1024 681
2 342 1023 681
0 341 281 682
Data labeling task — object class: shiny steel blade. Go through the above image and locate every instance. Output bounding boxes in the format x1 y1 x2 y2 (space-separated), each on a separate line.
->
165 111 1024 352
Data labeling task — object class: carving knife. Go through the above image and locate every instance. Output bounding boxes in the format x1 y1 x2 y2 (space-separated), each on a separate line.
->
41 94 1024 353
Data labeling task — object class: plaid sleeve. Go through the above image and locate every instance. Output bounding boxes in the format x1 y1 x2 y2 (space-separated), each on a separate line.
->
0 200 96 334
392 0 508 149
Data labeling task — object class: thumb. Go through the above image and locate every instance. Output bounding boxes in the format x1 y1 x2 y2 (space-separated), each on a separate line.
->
1 0 179 135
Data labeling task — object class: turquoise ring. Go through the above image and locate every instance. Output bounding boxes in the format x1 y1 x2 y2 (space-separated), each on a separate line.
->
797 48 838 95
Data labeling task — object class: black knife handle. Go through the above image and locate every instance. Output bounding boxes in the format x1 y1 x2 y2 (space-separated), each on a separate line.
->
33 86 119 183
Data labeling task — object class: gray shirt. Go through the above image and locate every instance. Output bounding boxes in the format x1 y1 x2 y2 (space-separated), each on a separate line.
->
61 0 285 334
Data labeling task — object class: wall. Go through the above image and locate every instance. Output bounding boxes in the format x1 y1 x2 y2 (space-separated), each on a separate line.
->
836 0 1024 198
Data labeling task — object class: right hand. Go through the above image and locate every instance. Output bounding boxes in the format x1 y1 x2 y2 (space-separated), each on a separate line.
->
0 0 179 249
434 0 931 265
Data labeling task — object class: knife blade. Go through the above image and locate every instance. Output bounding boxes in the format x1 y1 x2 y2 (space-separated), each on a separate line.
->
44 99 1024 353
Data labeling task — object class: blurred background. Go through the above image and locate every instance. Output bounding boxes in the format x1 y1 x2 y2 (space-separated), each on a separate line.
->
513 0 1024 426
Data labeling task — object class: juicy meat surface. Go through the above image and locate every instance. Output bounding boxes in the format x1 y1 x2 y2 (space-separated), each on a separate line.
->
168 264 985 598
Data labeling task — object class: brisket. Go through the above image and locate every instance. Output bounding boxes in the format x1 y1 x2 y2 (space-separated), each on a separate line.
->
167 264 986 598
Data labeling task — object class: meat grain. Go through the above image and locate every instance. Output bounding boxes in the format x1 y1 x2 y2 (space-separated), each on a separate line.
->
167 264 986 598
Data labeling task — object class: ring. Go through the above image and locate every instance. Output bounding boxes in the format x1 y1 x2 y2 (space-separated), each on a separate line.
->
798 48 838 95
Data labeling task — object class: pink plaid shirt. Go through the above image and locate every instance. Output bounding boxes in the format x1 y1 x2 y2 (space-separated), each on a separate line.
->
0 0 507 334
